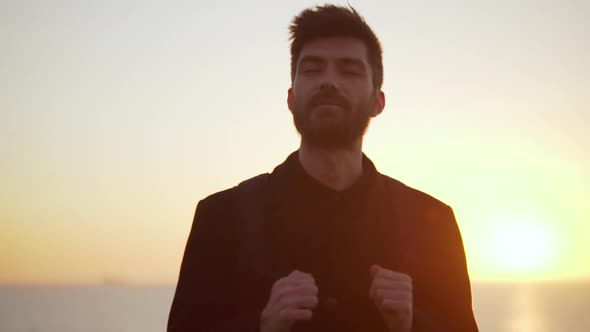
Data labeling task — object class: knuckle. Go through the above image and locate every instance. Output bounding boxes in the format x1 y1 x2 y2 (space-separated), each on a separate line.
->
274 278 288 290
291 270 310 279
307 285 319 295
310 296 319 306
311 285 319 294
271 280 281 291
296 285 313 296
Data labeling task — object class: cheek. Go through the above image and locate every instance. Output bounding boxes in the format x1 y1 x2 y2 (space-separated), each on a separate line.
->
293 76 320 97
350 89 373 105
344 80 371 98
292 88 311 106
289 93 305 113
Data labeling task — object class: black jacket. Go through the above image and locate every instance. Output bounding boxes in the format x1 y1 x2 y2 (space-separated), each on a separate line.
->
168 153 479 331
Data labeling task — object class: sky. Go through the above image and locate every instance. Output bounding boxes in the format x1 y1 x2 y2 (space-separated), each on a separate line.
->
1 0 589 285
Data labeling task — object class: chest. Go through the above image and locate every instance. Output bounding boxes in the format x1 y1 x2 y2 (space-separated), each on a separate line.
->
267 199 390 331
272 196 386 292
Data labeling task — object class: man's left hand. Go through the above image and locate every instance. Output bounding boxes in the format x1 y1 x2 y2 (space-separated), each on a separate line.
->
369 264 413 332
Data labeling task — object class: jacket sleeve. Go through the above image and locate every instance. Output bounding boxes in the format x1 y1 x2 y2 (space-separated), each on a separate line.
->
413 205 479 332
167 193 262 332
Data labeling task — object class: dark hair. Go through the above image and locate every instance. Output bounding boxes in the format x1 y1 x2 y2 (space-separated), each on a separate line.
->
289 4 383 90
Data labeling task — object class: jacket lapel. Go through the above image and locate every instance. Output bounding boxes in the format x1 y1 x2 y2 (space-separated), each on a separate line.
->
371 175 418 276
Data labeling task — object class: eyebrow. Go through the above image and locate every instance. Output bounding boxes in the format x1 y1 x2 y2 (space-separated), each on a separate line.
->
338 58 366 72
298 55 326 66
338 57 365 67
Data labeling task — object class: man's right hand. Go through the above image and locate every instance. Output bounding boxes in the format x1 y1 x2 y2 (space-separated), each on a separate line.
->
260 270 318 332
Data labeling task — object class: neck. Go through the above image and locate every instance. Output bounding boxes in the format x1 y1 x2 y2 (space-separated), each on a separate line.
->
298 139 364 191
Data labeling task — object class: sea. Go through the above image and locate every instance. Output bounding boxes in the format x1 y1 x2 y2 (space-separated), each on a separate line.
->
0 282 588 332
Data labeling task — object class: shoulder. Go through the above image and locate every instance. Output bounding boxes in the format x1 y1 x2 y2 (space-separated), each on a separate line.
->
378 174 450 208
196 173 270 212
377 173 454 223
196 187 236 212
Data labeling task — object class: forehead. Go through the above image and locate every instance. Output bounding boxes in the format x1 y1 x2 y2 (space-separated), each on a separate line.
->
298 37 370 65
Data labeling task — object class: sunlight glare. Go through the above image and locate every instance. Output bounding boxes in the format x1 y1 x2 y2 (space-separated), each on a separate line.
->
489 213 553 276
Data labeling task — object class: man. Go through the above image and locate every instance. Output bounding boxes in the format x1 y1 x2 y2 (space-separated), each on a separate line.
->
168 4 478 332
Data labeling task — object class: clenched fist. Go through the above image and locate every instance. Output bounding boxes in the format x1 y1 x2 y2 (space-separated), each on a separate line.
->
260 270 319 332
369 264 413 332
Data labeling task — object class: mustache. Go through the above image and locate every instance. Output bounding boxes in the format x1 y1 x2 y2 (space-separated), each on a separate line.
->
307 89 350 109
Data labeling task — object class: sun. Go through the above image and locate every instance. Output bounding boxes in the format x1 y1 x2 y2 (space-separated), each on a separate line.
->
495 222 549 271
486 212 554 278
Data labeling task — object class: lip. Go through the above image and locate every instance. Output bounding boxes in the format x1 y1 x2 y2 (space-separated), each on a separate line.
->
316 100 343 106
313 104 343 118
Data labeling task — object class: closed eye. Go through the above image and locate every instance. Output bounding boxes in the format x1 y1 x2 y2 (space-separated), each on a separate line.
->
303 67 322 73
342 69 362 76
298 56 326 75
339 59 366 77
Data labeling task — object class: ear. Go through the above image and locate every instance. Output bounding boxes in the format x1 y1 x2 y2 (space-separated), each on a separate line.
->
287 88 294 112
371 90 385 117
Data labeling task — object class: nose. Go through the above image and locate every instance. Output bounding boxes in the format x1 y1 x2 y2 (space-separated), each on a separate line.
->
318 64 340 91
319 81 337 93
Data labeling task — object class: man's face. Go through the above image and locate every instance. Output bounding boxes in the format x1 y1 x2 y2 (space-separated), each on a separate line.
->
288 37 384 149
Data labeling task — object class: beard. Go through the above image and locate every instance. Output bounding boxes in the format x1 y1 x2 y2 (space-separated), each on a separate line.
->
292 87 373 149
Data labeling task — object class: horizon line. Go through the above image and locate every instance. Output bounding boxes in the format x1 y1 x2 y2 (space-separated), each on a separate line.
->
2 278 590 288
